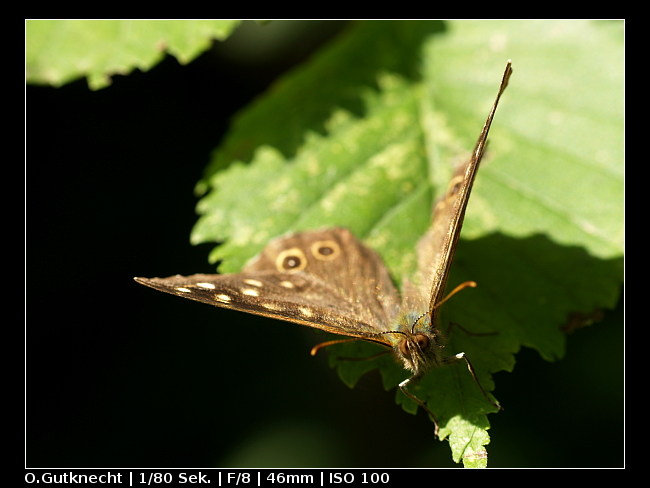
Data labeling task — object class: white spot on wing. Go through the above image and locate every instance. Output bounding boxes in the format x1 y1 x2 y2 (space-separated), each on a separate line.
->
196 282 216 289
243 279 263 287
176 287 191 293
280 281 294 289
215 294 232 303
299 307 313 317
242 288 259 297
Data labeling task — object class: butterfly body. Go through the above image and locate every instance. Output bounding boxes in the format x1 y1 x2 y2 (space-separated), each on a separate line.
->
135 61 512 435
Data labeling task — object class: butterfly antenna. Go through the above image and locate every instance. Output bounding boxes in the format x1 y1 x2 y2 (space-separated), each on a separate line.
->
430 281 477 313
410 282 477 334
312 330 412 356
409 311 429 335
373 330 407 340
310 338 361 356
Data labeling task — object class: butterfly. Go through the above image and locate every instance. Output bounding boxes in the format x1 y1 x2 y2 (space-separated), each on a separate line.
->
135 61 512 436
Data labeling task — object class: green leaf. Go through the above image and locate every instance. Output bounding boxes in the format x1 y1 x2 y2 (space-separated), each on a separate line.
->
196 20 445 194
26 19 241 89
169 20 623 466
193 74 429 276
424 20 623 260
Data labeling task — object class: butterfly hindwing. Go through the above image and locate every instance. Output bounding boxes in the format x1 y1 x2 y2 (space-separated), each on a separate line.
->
245 228 400 324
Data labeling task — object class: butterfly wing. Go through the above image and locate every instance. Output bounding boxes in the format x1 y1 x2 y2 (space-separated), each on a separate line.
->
135 228 400 344
417 62 513 317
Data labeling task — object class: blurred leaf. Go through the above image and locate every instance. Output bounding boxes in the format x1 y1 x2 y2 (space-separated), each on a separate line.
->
26 19 241 89
196 21 445 194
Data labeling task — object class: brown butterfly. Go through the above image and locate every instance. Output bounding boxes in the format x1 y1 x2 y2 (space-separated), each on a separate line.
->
135 61 512 436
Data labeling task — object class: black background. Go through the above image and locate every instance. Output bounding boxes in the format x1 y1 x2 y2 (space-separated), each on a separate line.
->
27 20 623 468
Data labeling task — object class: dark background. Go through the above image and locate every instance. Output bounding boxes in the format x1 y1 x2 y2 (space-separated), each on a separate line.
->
27 20 623 468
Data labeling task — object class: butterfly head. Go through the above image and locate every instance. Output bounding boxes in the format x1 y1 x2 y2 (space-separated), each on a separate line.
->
386 312 445 376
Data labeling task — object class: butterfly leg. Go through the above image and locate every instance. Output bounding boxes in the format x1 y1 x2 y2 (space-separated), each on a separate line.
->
399 376 440 437
446 321 499 337
443 352 502 411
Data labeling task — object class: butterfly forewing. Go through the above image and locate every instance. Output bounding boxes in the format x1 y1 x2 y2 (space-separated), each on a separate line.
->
419 61 513 316
135 228 400 343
